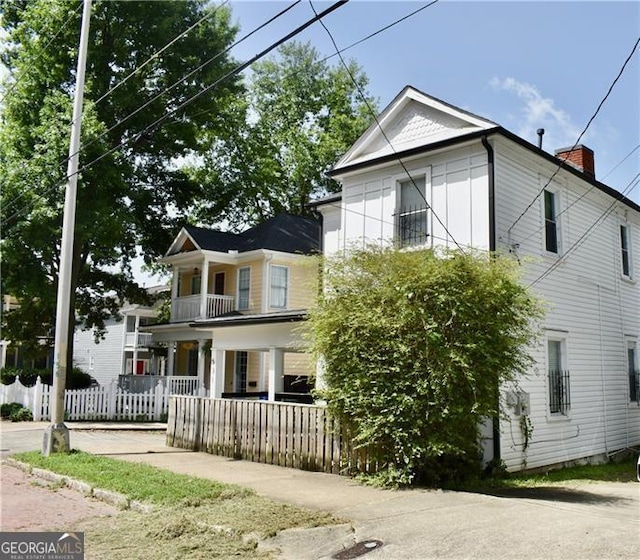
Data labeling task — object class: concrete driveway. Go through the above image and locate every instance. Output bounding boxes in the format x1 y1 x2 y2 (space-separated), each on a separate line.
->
1 421 638 559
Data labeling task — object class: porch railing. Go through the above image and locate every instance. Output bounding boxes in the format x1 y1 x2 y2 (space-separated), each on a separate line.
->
124 332 153 348
171 294 235 322
118 374 202 395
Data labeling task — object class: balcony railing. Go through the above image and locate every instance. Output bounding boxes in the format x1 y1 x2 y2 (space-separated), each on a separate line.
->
394 205 429 248
124 332 153 348
171 294 235 323
549 369 571 414
118 374 202 395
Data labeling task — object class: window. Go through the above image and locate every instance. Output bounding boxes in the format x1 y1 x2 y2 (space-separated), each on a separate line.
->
190 274 201 295
397 176 428 247
234 351 248 393
628 342 639 403
544 189 559 253
237 267 250 310
270 265 288 309
620 224 632 278
548 338 570 414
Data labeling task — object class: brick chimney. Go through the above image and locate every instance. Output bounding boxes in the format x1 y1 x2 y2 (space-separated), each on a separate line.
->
554 145 595 178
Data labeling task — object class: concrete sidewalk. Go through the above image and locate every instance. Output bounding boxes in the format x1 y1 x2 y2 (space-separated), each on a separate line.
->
1 421 639 559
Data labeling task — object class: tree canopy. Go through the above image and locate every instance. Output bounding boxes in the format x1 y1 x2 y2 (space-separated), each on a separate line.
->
0 0 242 357
192 41 377 229
306 247 543 486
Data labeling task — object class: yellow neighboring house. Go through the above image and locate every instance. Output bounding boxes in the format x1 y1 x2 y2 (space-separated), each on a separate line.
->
146 213 321 403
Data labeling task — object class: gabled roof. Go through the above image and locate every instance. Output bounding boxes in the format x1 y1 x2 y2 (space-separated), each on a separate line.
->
330 85 497 175
166 213 321 257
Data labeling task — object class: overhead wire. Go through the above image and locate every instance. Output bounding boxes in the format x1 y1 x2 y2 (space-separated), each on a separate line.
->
1 0 320 227
507 35 640 236
527 170 640 288
307 0 464 251
1 0 297 220
514 144 640 246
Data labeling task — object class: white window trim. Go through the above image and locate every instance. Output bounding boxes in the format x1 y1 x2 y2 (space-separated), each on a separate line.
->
546 334 571 419
619 222 633 280
541 183 563 257
269 264 289 310
237 266 251 311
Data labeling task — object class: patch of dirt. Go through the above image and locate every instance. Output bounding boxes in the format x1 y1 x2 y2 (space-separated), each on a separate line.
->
0 462 120 532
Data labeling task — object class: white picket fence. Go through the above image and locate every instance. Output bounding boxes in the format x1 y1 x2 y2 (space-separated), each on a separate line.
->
0 377 207 422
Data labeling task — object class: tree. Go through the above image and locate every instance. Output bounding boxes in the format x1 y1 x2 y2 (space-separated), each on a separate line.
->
193 41 377 229
306 247 543 487
0 0 242 364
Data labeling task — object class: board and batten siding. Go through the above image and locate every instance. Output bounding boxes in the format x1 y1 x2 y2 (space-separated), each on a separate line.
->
73 319 125 386
335 144 490 253
493 137 640 470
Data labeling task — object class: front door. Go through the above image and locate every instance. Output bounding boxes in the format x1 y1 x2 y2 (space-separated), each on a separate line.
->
234 351 248 393
214 272 225 295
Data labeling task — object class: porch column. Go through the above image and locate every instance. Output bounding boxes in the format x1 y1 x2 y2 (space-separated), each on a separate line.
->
210 348 225 398
267 347 284 402
167 342 176 377
170 267 179 322
197 338 207 388
199 258 209 319
132 315 141 374
120 312 129 375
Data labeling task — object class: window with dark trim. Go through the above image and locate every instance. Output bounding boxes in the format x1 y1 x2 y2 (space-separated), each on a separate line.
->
628 343 639 403
544 189 559 253
548 339 570 414
620 224 631 278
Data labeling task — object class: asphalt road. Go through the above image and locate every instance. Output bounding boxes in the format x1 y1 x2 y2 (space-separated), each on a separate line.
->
1 421 639 560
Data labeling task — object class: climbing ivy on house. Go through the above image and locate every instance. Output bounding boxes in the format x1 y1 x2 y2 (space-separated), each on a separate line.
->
307 247 543 487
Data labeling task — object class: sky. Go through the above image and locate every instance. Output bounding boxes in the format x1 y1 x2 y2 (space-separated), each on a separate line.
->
139 0 640 283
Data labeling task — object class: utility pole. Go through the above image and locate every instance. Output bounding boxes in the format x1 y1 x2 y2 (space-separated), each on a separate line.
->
43 0 92 455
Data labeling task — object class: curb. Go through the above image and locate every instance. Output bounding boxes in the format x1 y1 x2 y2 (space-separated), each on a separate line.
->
3 457 154 514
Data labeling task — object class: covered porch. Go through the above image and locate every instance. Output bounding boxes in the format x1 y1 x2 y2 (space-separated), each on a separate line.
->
198 312 315 403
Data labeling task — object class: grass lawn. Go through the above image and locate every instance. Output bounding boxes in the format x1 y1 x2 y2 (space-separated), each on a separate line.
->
14 450 344 559
455 454 638 491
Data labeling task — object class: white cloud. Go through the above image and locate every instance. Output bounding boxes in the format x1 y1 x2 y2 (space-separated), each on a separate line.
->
490 77 581 150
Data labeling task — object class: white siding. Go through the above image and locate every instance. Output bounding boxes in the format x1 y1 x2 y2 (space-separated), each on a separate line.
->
73 319 125 386
337 144 490 252
494 137 640 470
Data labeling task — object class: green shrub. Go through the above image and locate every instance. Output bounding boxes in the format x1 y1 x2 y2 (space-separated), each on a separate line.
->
307 247 543 487
1 402 24 418
0 402 33 422
1 367 94 389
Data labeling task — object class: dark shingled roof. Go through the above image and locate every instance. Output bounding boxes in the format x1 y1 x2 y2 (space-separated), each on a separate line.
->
183 213 320 255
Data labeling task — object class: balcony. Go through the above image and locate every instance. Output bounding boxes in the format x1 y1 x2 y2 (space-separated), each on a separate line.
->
124 332 153 348
171 294 235 323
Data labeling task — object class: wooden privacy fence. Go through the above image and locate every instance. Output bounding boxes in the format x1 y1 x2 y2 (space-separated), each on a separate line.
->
166 396 380 475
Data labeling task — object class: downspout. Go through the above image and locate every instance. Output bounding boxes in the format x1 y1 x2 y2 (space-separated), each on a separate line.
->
482 135 500 462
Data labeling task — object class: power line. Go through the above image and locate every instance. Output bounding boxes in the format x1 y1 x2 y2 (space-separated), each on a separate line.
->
515 145 640 246
600 143 640 182
527 171 640 288
507 35 640 236
307 0 463 251
1 0 312 226
1 0 276 219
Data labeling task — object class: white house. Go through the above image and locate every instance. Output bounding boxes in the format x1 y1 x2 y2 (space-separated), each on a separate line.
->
312 86 640 471
73 287 167 387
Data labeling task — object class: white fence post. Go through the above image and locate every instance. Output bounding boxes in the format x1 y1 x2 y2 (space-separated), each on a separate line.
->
33 377 43 421
153 382 163 421
108 380 118 420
